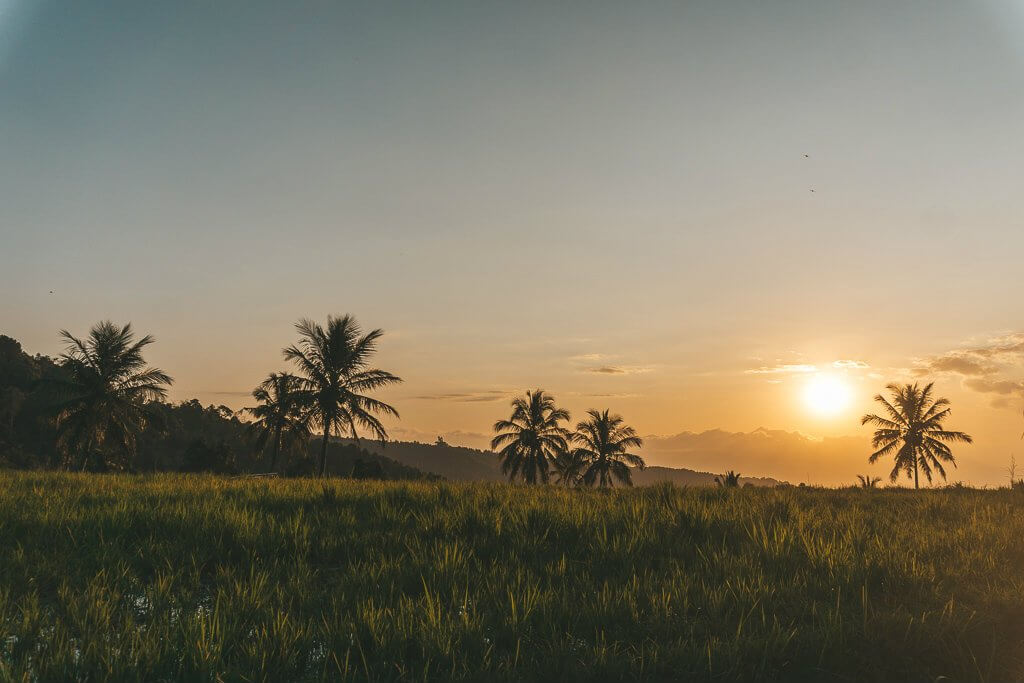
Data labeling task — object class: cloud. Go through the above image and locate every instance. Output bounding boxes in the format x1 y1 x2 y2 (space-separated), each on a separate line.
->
570 353 611 362
911 333 1024 406
832 360 869 369
963 378 1024 395
410 391 509 403
915 354 997 377
745 364 817 375
584 365 651 375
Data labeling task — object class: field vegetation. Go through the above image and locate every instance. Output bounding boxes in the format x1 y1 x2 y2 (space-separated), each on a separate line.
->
1 473 1022 682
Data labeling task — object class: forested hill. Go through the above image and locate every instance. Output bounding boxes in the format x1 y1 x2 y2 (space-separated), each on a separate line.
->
0 334 430 479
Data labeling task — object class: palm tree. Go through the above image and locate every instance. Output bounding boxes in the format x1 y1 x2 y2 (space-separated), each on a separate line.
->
573 409 645 488
861 382 972 489
715 470 741 488
856 474 881 489
53 321 172 471
284 315 402 477
244 372 309 473
491 390 570 484
552 449 587 487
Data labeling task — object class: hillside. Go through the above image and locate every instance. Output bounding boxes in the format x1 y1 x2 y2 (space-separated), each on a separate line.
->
345 438 786 486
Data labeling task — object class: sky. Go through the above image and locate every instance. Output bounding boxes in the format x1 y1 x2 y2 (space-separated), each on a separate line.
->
2 1 1024 485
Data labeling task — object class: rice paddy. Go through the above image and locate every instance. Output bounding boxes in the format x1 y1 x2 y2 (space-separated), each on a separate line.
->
0 473 1022 682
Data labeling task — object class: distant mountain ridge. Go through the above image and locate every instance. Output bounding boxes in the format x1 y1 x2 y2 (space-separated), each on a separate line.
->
340 438 786 487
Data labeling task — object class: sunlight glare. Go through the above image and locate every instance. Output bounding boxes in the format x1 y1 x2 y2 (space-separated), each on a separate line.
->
802 374 852 417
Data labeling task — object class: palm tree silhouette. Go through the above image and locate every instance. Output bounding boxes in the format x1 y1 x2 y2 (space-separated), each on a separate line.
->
715 470 741 488
856 474 881 489
573 409 645 488
284 315 402 477
861 382 972 489
53 321 172 471
245 372 309 473
491 390 570 484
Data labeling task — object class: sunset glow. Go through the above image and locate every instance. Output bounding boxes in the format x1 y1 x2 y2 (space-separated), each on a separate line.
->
802 375 852 417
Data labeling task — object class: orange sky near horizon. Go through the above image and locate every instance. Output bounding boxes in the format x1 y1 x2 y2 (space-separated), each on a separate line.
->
3 1 1024 485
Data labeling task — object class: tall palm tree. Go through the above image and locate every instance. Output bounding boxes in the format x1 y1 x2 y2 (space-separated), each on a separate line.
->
573 409 645 488
861 382 972 489
491 390 570 484
53 321 172 471
284 315 402 477
244 372 309 473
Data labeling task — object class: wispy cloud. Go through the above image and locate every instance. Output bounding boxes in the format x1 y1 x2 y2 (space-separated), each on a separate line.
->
583 365 651 375
745 364 817 375
570 353 611 363
410 391 509 403
832 360 869 369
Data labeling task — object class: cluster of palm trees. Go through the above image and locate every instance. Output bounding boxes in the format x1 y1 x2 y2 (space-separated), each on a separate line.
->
53 315 402 476
50 316 974 489
490 390 645 487
246 315 402 476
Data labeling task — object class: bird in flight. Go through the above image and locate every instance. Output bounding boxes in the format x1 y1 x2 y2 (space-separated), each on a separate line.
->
803 154 809 158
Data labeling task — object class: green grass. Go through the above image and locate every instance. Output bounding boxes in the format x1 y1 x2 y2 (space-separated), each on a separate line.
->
0 474 1022 682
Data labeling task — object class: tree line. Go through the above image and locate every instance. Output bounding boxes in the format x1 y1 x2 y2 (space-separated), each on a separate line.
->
1 313 974 488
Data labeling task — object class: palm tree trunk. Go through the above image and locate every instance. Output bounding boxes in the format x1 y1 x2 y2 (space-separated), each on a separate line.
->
270 425 281 473
318 423 331 478
913 454 919 490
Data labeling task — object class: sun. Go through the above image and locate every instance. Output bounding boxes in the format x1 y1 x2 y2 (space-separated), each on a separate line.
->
802 374 852 417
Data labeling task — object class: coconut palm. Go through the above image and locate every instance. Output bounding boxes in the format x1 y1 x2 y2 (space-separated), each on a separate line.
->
491 390 570 484
244 372 309 473
284 315 402 477
861 382 972 489
53 321 172 471
715 470 741 488
573 409 645 488
856 474 881 489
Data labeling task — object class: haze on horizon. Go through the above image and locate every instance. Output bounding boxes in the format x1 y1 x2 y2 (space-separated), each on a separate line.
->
3 1 1023 485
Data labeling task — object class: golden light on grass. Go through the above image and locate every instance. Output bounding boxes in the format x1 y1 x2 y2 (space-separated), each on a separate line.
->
802 373 852 417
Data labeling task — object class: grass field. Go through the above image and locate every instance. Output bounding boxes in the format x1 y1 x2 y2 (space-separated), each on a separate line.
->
0 474 1022 682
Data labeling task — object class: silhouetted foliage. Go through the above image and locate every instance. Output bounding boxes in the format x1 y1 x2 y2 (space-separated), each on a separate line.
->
51 322 172 471
716 470 741 487
861 382 972 489
491 389 570 484
572 409 645 488
857 474 881 489
244 372 309 473
284 315 402 477
351 457 385 479
181 437 238 474
552 449 588 486
0 332 428 480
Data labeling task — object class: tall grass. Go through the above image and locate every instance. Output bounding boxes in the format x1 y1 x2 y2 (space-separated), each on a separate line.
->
0 473 1022 681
